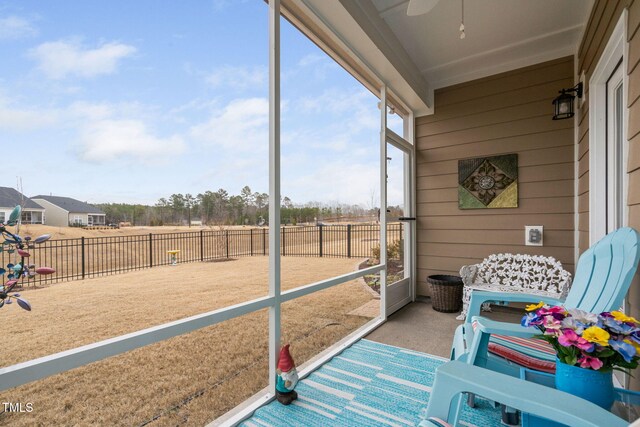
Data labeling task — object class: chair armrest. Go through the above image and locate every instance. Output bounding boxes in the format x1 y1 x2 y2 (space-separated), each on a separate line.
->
465 290 563 322
425 361 627 427
471 316 536 339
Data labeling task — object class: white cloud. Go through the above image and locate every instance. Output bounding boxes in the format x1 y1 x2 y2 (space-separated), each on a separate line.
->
282 160 380 208
77 118 185 163
0 90 185 164
68 100 155 122
190 97 268 151
205 65 267 90
298 88 371 116
0 16 37 40
196 154 267 193
169 98 219 115
0 93 59 130
281 88 378 153
293 53 338 80
296 88 379 134
68 101 114 120
0 103 58 130
297 54 325 68
28 39 136 79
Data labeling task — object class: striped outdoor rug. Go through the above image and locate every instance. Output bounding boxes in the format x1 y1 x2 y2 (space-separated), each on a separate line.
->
240 339 501 427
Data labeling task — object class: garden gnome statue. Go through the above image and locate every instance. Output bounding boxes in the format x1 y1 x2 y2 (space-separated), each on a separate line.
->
275 344 299 405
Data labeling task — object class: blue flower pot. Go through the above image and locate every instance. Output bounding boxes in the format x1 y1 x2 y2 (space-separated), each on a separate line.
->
555 359 614 409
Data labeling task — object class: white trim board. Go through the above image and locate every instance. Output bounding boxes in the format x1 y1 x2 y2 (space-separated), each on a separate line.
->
574 58 581 267
426 25 583 90
297 0 432 115
588 10 628 245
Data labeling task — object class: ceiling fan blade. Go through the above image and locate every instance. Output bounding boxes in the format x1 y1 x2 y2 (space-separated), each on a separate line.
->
406 0 440 16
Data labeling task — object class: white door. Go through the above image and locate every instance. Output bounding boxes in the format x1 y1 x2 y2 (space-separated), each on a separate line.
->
588 12 626 246
385 130 414 315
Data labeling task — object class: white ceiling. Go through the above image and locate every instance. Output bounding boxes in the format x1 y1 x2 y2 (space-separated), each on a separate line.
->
370 0 594 89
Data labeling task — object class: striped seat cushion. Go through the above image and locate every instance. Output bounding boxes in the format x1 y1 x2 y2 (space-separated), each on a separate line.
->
472 321 556 373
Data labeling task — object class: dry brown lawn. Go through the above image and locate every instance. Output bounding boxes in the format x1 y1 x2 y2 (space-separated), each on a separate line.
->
19 223 382 240
19 224 262 239
0 256 377 426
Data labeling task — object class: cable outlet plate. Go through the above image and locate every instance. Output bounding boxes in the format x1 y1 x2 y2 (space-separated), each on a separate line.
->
525 225 543 246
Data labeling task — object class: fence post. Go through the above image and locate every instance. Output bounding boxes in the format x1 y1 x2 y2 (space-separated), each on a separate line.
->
149 233 153 268
318 224 323 257
200 230 204 261
226 230 229 258
347 224 352 258
81 237 85 279
250 229 254 256
263 228 266 255
282 227 286 256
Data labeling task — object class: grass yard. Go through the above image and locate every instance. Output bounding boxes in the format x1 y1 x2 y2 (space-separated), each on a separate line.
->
0 256 377 426
19 224 264 239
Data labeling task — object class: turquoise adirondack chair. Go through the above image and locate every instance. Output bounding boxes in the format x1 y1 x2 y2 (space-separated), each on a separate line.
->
420 361 629 427
451 227 640 378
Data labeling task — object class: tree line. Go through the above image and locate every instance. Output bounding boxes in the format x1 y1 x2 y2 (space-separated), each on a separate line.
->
96 186 387 227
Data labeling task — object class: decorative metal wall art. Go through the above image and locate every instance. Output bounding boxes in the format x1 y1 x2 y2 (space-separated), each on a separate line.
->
458 154 518 209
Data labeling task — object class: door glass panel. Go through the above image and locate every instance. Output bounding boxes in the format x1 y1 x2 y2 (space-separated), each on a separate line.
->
386 143 407 286
606 64 625 234
614 83 624 229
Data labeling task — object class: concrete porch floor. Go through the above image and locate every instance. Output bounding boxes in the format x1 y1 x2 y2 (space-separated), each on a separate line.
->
365 298 522 358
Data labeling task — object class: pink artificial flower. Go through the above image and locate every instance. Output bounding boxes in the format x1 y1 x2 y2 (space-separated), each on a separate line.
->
538 306 566 316
541 315 562 336
578 354 603 370
542 315 562 330
557 329 594 351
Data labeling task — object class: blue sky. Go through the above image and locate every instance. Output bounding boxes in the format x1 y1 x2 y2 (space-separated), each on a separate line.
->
0 0 404 207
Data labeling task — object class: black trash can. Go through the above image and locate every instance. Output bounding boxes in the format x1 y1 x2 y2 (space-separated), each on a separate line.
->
427 275 463 313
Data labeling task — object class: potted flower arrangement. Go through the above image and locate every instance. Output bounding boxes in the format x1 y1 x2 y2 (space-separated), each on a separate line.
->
522 302 640 409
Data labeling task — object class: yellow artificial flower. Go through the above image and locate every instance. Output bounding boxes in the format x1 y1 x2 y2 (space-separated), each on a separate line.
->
611 311 640 324
525 301 545 312
582 326 610 346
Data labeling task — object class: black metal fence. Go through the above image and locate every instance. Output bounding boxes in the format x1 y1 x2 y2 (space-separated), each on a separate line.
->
2 224 403 286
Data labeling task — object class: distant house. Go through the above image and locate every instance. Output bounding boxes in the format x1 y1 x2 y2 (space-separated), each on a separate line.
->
32 195 106 227
0 187 45 224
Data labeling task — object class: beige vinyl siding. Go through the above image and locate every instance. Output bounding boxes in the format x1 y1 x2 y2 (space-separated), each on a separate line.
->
69 212 89 225
415 57 575 296
32 198 69 227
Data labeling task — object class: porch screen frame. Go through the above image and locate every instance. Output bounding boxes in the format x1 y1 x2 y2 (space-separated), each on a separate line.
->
384 127 416 314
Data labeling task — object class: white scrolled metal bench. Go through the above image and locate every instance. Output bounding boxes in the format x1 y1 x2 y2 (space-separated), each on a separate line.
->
456 253 572 321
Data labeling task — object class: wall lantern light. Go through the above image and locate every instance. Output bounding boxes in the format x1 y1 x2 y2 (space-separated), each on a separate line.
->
552 82 583 120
